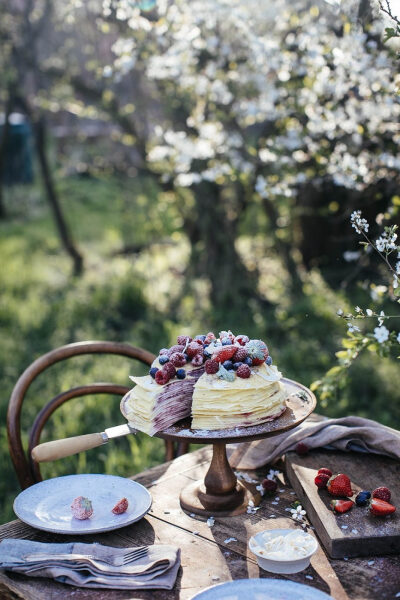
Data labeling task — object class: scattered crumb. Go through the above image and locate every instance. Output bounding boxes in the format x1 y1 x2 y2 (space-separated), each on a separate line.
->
164 511 170 514
368 560 375 566
207 517 215 527
395 592 400 598
343 557 349 561
279 489 285 493
341 525 348 530
285 508 291 512
305 575 313 580
290 492 296 495
274 497 280 501
351 529 358 534
224 537 237 544
193 531 200 535
271 501 278 505
212 576 220 581
190 513 195 517
269 515 276 518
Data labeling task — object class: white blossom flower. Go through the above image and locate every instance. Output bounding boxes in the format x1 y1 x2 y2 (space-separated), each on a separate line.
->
375 231 398 253
374 325 390 344
397 332 400 344
396 261 400 275
266 469 280 480
337 309 344 316
290 505 307 522
378 310 385 326
347 323 360 333
366 309 373 316
355 306 362 313
350 211 369 234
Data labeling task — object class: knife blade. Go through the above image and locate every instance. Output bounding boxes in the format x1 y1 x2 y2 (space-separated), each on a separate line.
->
31 424 137 463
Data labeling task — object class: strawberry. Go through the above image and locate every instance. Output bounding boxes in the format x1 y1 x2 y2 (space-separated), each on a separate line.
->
318 467 332 477
112 497 129 515
234 334 249 346
245 339 269 365
327 474 353 497
71 496 93 520
330 499 354 514
372 487 391 502
212 344 238 363
314 473 330 489
369 497 396 516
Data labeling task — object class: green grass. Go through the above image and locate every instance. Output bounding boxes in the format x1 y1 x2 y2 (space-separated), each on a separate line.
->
1 174 399 524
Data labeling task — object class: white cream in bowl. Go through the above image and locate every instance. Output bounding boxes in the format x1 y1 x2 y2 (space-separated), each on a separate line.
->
249 528 318 574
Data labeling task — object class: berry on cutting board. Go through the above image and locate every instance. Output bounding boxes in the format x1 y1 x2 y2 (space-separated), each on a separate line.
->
355 491 371 506
317 468 332 477
261 479 278 494
330 499 354 514
295 442 309 456
369 498 396 516
314 473 330 489
327 473 353 497
372 487 391 502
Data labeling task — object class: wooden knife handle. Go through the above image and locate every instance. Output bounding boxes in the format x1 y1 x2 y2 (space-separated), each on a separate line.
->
31 433 105 463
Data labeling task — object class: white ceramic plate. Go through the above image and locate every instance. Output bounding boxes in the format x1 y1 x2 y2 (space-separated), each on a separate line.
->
190 579 333 600
13 474 152 534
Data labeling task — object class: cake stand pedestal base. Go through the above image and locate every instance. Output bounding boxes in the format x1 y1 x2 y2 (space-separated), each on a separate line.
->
179 441 256 517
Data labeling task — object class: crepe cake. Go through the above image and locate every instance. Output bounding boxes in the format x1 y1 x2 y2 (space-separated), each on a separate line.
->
122 330 287 435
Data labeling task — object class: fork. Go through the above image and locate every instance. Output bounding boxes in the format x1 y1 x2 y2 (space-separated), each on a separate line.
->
24 546 148 567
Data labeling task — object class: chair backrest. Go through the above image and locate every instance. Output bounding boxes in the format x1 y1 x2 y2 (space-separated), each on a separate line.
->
7 341 182 489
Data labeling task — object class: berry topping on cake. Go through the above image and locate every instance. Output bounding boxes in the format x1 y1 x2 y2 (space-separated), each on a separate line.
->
236 364 251 378
355 491 371 506
222 360 234 370
372 487 391 502
233 347 248 362
149 367 159 379
212 344 237 363
314 473 330 489
163 363 176 379
369 497 396 516
327 474 353 497
217 363 236 382
71 496 93 520
194 335 206 343
243 356 253 366
233 362 243 370
187 342 203 358
265 356 273 366
168 344 185 356
221 337 232 345
177 335 192 345
330 499 354 514
245 340 269 366
159 355 169 365
262 478 278 494
205 332 216 344
112 497 129 514
191 353 205 367
176 368 186 379
159 348 169 356
169 352 186 367
318 467 332 477
205 359 219 374
235 334 249 346
155 369 170 385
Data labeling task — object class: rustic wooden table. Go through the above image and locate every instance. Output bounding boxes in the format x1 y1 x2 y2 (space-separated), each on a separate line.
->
1 446 399 600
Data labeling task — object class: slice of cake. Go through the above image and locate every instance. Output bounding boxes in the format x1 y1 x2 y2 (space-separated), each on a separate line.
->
122 330 287 434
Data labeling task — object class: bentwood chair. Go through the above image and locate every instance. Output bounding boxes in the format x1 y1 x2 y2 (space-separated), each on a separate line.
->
7 341 189 489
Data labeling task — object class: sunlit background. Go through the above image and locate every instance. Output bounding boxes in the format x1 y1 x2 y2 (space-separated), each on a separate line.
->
1 0 399 523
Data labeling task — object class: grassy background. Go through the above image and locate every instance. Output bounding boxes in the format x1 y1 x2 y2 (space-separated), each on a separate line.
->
1 173 399 524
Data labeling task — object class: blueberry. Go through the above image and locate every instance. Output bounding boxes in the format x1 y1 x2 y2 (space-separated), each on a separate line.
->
223 360 234 370
244 357 253 366
149 367 159 379
159 355 169 365
184 353 190 362
221 337 231 345
203 346 212 357
176 368 186 379
266 356 273 366
195 334 206 342
233 362 243 371
355 491 371 506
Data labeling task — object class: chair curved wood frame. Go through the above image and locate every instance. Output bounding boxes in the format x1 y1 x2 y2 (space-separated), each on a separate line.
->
7 341 188 490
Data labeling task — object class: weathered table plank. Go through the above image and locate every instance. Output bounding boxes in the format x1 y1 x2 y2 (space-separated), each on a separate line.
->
0 447 399 599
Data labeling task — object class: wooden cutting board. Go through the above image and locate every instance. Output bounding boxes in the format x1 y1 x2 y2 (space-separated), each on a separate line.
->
285 449 400 558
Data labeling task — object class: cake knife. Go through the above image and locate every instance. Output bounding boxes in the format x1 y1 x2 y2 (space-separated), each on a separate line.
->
31 424 137 463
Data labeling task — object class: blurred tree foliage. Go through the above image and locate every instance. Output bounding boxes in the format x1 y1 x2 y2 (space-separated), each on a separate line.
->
0 0 400 523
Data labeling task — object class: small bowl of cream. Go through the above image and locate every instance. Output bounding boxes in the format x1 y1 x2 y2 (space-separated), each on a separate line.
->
248 528 318 574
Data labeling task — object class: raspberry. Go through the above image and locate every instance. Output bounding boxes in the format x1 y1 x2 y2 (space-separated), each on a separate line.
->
372 487 391 502
163 363 176 378
205 359 219 374
314 473 329 489
235 334 249 346
295 442 309 455
177 335 192 345
155 369 169 385
169 352 186 367
219 330 229 340
205 332 216 344
194 338 204 345
261 479 277 494
186 342 203 358
159 348 169 356
233 347 248 362
168 344 185 357
71 496 93 520
236 364 251 378
318 468 332 477
112 497 129 515
191 353 204 367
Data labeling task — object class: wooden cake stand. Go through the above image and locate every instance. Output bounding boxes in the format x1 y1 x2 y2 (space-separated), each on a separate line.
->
154 378 316 518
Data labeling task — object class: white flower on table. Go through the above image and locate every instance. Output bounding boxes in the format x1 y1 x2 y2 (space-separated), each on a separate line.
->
290 505 307 522
267 469 280 480
207 517 215 527
374 325 389 344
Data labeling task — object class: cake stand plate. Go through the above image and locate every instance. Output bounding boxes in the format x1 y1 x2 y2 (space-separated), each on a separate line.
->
154 378 316 518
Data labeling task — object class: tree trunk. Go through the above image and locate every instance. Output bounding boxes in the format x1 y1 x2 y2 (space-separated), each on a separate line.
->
34 117 84 275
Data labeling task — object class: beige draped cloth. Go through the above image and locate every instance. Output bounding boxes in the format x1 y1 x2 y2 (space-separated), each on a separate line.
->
227 415 400 469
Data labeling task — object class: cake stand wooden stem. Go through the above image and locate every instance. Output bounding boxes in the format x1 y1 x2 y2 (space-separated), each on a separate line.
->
204 442 237 495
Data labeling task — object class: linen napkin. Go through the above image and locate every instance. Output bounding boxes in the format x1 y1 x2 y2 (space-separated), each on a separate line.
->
227 415 400 469
0 539 180 590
